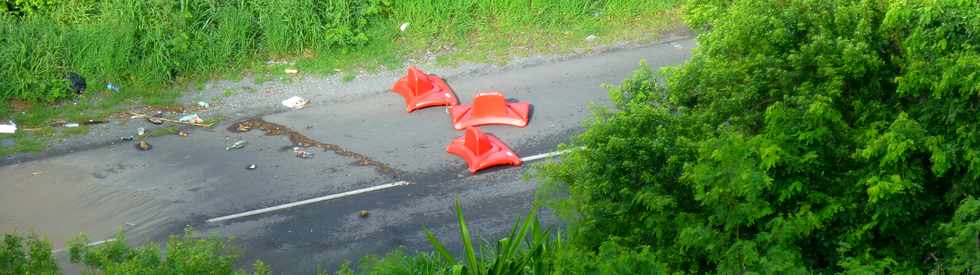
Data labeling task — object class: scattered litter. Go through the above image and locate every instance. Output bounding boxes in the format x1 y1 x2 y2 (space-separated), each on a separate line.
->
136 140 152 151
281 96 309 110
585 34 598 42
31 171 42 176
120 136 134 141
179 114 203 124
284 68 299 74
64 123 80 128
106 83 120 92
67 72 86 94
197 101 209 109
129 112 214 128
293 147 314 159
246 164 257 170
0 121 15 134
226 140 247 151
399 22 410 32
137 127 145 136
358 210 369 218
83 119 108 125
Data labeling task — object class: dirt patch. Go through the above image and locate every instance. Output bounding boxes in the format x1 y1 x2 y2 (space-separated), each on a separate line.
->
229 117 398 177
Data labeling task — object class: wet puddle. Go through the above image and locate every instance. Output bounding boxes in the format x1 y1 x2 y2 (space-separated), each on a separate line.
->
229 117 398 177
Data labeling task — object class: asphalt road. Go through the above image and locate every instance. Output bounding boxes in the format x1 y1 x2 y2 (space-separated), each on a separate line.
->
0 37 694 274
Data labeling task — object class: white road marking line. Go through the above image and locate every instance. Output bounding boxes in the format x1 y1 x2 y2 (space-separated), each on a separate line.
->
520 147 583 162
206 181 413 223
53 238 116 253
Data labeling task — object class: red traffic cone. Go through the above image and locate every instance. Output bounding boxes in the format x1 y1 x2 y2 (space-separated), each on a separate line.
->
446 127 522 173
391 66 459 112
449 91 530 130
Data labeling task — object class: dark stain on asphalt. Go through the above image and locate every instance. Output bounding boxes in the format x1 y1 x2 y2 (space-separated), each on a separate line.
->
229 117 398 177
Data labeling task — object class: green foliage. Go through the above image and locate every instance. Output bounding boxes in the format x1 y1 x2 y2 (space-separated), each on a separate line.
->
0 0 678 104
0 234 59 275
68 228 268 275
539 0 980 273
346 200 567 275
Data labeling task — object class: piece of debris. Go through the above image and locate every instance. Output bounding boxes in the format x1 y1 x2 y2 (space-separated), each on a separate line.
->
293 147 314 159
246 164 257 170
145 111 165 125
281 96 309 110
197 101 209 109
130 112 214 128
83 119 108 125
226 140 247 151
124 222 136 227
67 72 86 94
137 127 145 136
120 136 134 141
358 210 369 218
64 123 80 128
106 83 120 92
0 121 15 134
178 114 203 124
399 22 410 32
284 68 299 74
178 129 189 138
31 171 41 176
136 140 152 151
585 34 598 42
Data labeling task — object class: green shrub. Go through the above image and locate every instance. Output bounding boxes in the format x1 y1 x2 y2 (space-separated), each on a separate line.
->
0 234 59 275
540 0 980 273
69 228 268 275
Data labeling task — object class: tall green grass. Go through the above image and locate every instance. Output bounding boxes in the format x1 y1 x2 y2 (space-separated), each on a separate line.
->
0 0 681 120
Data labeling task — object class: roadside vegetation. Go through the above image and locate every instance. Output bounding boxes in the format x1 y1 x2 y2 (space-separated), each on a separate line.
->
3 0 979 274
0 0 682 156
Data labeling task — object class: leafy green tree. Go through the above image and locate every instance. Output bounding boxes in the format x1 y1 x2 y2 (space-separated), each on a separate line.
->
540 0 980 273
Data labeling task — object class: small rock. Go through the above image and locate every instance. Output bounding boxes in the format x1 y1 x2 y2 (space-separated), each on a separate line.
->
358 210 369 218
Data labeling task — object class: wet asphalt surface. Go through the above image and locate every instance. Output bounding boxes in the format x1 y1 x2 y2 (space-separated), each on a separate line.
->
0 38 694 274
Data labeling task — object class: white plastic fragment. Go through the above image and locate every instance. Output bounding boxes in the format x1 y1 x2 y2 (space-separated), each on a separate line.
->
0 121 15 134
585 34 598 42
284 68 299 74
179 114 203 124
281 96 309 110
399 22 410 32
197 101 209 108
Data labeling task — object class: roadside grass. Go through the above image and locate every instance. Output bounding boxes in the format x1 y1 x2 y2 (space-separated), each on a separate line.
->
0 0 684 157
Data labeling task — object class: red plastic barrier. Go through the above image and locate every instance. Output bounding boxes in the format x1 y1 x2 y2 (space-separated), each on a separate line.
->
449 91 530 130
446 127 522 173
391 66 459 112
